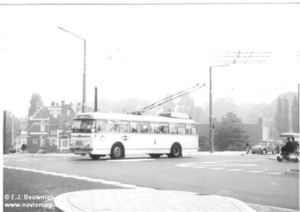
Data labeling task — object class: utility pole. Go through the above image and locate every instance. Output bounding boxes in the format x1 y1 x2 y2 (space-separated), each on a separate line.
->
95 87 98 112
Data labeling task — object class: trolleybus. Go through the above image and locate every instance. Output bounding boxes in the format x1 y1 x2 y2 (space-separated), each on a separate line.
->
70 112 198 159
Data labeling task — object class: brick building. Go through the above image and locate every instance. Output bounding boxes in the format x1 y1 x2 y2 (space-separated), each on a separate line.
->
27 101 77 153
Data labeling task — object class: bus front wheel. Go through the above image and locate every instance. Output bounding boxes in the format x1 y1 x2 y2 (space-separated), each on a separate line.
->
168 143 182 158
110 144 123 159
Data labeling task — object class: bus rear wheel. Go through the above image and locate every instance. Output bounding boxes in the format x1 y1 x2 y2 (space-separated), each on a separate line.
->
149 154 162 158
110 144 123 159
89 154 103 160
168 143 182 158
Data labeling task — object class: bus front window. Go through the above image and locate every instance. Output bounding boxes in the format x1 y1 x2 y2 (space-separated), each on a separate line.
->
71 120 81 132
71 120 96 133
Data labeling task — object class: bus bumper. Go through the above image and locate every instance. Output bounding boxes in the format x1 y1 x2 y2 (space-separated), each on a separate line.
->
70 146 93 154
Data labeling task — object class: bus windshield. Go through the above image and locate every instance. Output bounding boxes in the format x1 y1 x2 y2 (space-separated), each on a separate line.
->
71 119 96 133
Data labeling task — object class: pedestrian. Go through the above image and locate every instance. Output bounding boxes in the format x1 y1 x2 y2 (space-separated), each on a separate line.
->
246 141 250 154
21 142 27 153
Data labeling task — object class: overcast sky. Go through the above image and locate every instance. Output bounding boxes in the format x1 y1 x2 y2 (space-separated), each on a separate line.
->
1 1 299 117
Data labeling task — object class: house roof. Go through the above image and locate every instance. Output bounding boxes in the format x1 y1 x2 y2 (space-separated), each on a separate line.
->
30 106 50 120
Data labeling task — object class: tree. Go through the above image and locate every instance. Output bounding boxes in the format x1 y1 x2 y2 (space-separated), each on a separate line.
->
291 95 299 133
28 93 44 117
283 97 290 132
214 112 249 151
275 97 284 134
177 94 197 120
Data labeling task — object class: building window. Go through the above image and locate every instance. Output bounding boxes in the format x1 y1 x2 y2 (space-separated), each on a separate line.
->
51 131 57 135
33 139 38 144
61 139 69 149
41 124 45 132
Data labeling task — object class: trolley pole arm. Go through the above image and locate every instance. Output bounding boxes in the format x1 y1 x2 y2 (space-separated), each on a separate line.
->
132 83 206 115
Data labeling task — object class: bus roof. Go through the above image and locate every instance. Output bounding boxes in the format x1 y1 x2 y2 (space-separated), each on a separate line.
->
73 112 196 124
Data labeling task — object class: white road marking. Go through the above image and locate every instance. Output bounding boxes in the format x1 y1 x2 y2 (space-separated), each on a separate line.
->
247 171 265 173
16 159 28 161
193 167 206 169
209 168 225 170
227 169 244 172
268 172 284 175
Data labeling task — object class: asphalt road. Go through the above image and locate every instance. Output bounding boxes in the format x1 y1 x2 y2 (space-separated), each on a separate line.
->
3 153 299 210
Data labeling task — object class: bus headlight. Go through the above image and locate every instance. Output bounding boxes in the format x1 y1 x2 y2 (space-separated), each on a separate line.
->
100 135 105 141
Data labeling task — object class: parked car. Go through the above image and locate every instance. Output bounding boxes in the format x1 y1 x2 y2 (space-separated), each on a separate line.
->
251 140 275 154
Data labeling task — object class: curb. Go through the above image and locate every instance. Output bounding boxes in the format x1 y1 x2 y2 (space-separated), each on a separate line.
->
248 203 299 212
54 189 256 212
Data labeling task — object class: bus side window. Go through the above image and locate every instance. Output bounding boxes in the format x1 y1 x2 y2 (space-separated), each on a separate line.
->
191 124 197 134
108 120 119 133
97 120 107 132
178 124 186 134
130 121 139 133
151 123 160 134
141 122 149 133
120 121 129 133
186 125 191 134
160 123 169 134
170 124 178 134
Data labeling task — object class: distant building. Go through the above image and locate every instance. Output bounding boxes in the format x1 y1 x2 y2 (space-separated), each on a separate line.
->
27 101 77 153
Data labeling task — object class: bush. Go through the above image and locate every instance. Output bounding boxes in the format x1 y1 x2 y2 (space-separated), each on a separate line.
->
198 136 210 151
41 144 58 153
227 143 245 151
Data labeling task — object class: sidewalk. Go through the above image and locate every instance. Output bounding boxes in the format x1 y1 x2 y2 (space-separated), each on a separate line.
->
53 189 256 212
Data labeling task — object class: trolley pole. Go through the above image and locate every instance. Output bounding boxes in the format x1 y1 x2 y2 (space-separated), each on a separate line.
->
209 64 228 153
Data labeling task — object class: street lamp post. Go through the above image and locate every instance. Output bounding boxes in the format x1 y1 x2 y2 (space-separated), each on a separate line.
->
209 64 228 153
58 27 86 113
